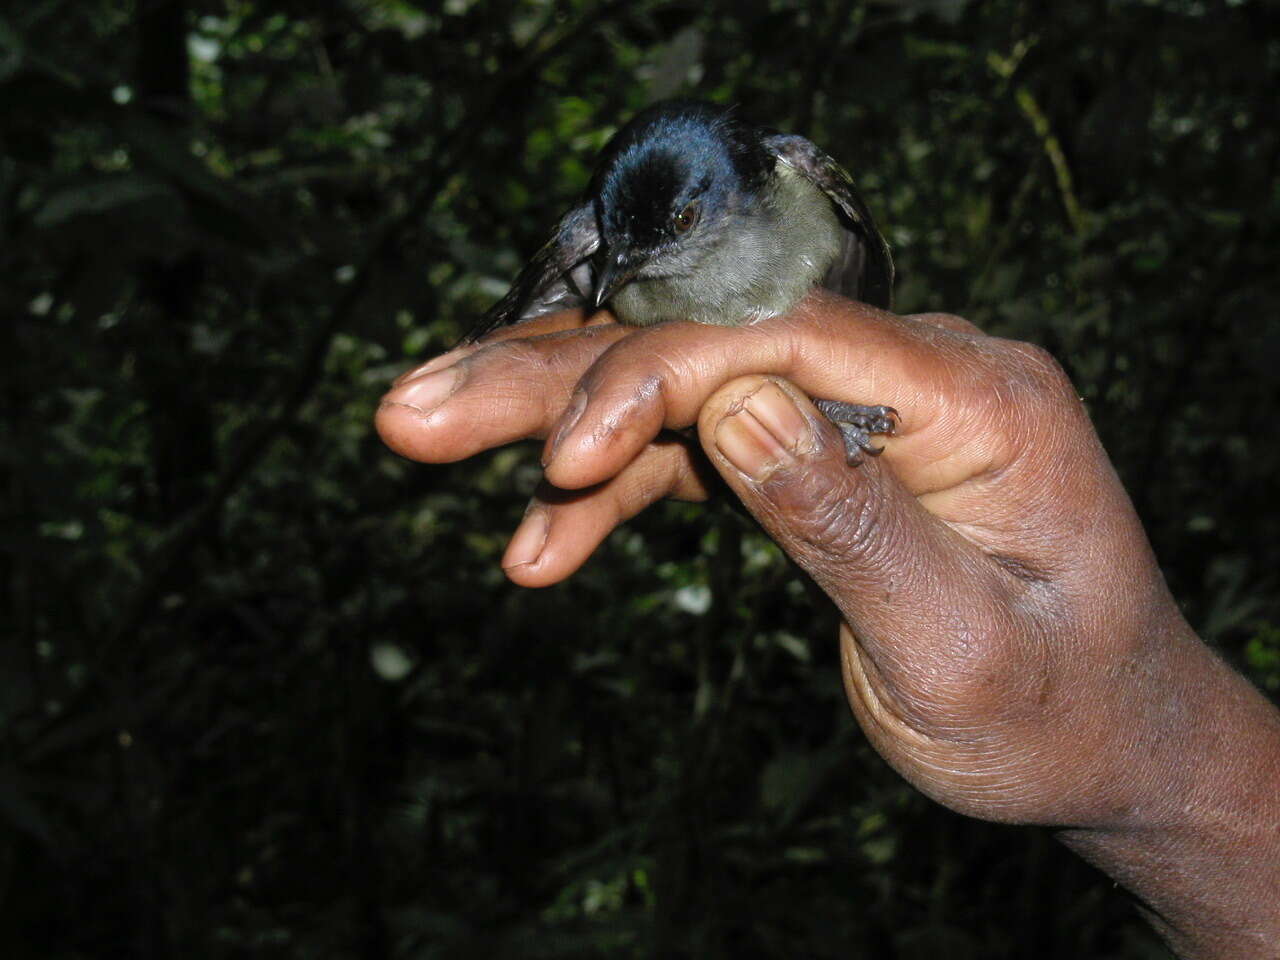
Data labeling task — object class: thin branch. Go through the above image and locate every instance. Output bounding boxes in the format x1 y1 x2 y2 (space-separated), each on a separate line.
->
1011 85 1084 236
988 41 1086 237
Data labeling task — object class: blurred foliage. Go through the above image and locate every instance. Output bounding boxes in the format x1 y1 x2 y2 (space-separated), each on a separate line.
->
1 0 1278 957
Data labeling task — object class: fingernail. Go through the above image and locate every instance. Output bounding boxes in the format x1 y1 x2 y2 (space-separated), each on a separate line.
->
542 390 588 468
745 381 810 451
381 365 461 417
715 382 808 481
393 349 466 387
503 507 549 569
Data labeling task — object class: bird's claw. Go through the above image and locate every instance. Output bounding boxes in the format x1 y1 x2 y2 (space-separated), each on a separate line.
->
813 399 898 465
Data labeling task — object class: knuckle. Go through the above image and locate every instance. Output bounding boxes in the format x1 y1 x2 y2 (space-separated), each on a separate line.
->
587 332 705 425
760 451 894 569
579 330 662 391
799 488 883 559
832 491 883 554
961 339 1081 445
1001 341 1078 404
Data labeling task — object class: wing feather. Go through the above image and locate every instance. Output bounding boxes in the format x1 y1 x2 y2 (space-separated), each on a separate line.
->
462 203 600 343
763 133 894 310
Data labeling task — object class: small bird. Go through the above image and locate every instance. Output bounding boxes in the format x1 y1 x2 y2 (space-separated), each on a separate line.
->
466 100 897 460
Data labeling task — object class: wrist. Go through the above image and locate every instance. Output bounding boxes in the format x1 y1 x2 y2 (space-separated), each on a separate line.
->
1058 616 1280 957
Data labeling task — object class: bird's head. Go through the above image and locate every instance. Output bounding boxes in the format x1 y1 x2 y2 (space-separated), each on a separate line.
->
588 102 774 309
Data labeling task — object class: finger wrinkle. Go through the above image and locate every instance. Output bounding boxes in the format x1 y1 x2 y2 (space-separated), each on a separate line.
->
761 454 888 566
632 372 665 407
582 374 665 455
621 357 684 422
528 322 618 344
608 448 683 519
488 376 546 415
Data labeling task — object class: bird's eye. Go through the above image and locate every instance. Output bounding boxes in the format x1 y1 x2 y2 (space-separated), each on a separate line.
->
672 202 700 235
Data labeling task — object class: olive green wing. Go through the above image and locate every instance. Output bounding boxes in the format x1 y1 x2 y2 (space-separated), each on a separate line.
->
763 133 894 310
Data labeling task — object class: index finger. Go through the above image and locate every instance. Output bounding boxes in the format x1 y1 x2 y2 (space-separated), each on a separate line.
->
376 320 632 464
541 290 1023 493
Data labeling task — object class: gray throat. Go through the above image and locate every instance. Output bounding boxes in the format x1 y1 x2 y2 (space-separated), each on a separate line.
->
609 165 843 327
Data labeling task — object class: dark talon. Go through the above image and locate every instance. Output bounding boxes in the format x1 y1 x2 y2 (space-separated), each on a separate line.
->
813 399 899 465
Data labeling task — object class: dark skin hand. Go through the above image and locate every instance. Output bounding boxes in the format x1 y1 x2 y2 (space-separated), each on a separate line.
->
377 291 1280 957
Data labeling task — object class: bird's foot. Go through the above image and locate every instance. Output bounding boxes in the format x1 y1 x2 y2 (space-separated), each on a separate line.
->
813 399 898 465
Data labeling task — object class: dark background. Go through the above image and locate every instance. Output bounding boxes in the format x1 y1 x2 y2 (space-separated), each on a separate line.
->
3 1 1278 957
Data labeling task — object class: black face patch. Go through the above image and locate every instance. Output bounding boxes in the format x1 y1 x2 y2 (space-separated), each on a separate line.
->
604 152 686 244
592 102 773 253
599 150 702 247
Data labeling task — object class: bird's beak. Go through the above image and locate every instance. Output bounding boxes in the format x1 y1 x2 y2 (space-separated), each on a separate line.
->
592 247 646 309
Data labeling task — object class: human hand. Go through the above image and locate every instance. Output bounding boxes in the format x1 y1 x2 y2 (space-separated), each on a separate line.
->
376 308 722 586
376 291 1280 957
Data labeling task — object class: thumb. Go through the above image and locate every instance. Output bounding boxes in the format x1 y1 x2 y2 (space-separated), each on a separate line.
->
697 376 1016 740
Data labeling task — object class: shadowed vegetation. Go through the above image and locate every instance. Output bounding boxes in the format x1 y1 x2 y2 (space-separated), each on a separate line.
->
2 1 1277 956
